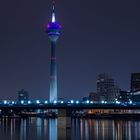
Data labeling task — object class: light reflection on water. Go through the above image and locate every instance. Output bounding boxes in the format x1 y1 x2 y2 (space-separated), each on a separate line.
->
0 118 140 140
49 119 57 140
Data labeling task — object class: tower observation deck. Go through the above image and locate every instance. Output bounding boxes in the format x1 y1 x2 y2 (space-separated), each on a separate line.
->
45 1 61 102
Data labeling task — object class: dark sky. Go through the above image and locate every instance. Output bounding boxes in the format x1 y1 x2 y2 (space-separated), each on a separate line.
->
0 0 140 100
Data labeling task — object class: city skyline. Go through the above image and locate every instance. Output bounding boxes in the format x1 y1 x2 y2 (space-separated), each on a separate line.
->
0 0 140 100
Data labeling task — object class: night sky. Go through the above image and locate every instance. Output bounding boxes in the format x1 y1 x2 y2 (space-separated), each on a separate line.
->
0 0 140 100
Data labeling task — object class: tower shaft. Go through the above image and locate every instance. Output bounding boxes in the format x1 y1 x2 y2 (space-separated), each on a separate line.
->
50 41 57 102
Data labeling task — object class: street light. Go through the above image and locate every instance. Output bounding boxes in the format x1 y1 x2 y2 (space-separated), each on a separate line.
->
70 100 74 104
36 100 40 104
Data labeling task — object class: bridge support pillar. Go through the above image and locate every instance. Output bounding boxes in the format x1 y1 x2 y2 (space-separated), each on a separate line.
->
58 109 72 140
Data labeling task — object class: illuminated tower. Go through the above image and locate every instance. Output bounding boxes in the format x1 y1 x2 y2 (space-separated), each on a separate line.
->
46 1 61 102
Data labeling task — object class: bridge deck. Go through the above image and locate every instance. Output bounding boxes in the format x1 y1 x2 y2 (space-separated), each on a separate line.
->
0 103 139 110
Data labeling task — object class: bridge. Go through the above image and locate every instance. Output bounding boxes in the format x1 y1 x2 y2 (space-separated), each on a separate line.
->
0 99 140 135
0 100 139 109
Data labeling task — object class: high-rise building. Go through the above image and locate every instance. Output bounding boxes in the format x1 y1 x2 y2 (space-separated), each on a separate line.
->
17 89 29 103
131 73 140 92
45 1 61 102
96 74 120 101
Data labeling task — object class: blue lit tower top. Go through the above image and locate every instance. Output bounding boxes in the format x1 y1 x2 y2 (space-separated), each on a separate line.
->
46 1 61 42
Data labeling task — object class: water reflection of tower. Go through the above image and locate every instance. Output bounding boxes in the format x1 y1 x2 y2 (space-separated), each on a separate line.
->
45 1 61 102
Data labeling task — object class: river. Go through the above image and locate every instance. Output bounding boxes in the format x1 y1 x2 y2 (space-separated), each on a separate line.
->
0 117 139 140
